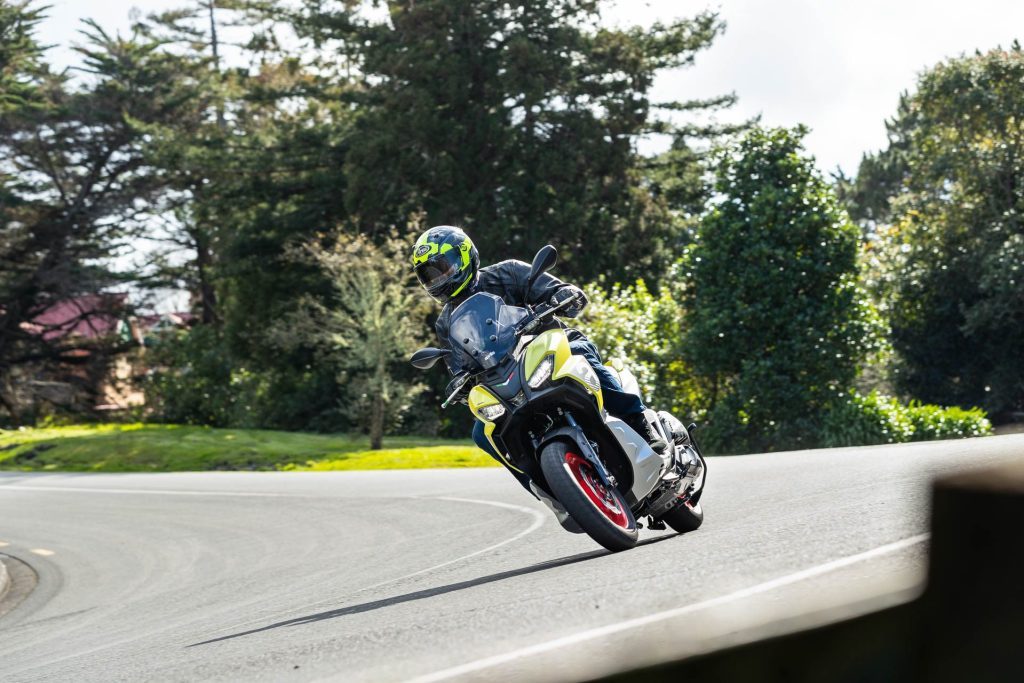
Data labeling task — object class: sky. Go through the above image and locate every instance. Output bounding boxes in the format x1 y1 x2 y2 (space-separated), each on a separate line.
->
39 0 1024 175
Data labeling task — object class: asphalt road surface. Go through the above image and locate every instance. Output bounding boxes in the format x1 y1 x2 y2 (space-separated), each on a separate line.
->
2 435 1022 682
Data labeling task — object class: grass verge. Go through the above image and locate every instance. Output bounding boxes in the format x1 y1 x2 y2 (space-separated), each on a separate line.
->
0 423 498 472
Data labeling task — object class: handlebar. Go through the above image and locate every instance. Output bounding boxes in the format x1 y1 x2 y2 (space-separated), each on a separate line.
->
515 294 579 336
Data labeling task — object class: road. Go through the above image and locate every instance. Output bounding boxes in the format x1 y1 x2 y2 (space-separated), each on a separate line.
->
1 435 1022 682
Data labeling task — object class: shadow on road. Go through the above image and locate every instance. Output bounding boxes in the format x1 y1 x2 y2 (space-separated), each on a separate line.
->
188 533 678 647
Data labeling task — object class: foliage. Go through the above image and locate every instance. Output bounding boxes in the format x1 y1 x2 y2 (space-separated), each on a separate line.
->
821 391 992 448
146 325 256 428
684 126 882 454
0 0 45 113
272 231 431 449
0 422 483 471
294 0 731 283
853 45 1024 415
580 278 701 416
0 15 211 422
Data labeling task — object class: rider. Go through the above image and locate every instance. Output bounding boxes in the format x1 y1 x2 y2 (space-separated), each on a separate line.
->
411 225 668 492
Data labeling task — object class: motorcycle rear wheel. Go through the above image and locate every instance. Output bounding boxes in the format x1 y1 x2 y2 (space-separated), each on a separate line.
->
659 499 704 533
539 440 638 552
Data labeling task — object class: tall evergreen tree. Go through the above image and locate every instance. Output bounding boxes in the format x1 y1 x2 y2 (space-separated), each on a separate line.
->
0 16 209 420
296 0 729 282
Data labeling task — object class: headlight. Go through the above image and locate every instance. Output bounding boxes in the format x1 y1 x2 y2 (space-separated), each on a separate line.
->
478 403 506 421
528 356 554 388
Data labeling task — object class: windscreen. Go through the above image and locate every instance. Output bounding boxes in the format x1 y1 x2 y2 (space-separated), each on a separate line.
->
448 293 528 371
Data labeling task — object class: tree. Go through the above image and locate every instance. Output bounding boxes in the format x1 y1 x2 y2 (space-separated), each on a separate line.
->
0 16 203 421
0 0 45 113
273 232 430 449
128 2 358 431
131 0 286 326
683 127 880 453
862 46 1024 415
295 0 730 283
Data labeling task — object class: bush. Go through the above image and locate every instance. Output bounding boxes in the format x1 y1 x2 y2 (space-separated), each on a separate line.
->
143 326 350 431
904 401 993 441
580 279 703 417
821 391 991 448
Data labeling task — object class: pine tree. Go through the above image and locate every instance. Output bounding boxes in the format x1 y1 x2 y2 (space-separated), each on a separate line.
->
296 0 729 282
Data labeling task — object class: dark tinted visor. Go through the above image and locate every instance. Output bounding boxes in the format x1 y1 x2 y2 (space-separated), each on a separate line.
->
415 252 460 290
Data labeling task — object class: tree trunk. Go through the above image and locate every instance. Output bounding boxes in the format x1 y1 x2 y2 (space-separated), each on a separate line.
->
369 392 384 450
207 0 226 130
195 232 219 326
0 383 20 427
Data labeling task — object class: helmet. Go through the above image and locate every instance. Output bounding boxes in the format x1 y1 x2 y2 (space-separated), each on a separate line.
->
411 226 480 303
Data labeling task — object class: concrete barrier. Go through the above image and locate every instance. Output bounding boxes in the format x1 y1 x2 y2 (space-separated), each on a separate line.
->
593 461 1024 683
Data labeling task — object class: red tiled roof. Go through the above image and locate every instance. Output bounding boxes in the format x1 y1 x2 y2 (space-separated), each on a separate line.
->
24 294 128 341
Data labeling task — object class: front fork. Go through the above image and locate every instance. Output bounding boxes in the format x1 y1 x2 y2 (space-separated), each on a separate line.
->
535 411 618 491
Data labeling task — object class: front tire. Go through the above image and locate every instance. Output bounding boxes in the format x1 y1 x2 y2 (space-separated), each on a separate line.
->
660 499 704 533
539 440 638 552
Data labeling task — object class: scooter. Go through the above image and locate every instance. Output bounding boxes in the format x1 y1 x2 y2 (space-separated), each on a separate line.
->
411 245 707 551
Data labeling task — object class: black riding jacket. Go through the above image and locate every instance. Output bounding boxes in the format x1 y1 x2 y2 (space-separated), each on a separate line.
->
435 259 586 375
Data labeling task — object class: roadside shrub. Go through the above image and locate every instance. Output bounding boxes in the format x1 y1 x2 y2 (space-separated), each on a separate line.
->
821 391 991 447
905 401 992 441
580 278 704 418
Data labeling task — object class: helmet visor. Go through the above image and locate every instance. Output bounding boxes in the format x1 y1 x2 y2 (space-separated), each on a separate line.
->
414 252 461 293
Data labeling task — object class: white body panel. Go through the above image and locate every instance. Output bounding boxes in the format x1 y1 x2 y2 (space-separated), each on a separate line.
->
605 416 671 502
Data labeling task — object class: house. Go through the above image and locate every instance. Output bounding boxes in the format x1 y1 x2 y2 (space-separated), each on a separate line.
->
9 294 193 416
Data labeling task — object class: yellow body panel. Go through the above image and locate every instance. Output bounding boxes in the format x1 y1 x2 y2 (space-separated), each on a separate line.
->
468 385 523 472
523 329 573 376
468 384 501 416
553 354 604 413
523 329 603 412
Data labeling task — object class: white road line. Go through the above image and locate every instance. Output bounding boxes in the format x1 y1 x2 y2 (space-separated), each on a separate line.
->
407 533 930 683
357 497 546 592
182 496 547 642
0 485 294 498
29 548 55 556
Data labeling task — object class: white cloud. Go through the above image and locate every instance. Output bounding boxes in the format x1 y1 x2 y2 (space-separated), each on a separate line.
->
604 0 1024 173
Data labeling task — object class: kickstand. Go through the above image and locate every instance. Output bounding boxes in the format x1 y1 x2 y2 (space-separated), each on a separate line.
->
647 516 666 531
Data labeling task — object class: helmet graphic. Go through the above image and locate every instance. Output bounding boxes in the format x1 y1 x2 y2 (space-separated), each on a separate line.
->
411 226 480 303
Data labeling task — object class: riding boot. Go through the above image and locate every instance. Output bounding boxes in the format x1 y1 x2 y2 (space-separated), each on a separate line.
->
623 411 668 453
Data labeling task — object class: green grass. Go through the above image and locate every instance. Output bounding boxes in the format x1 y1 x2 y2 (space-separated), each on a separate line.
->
0 423 498 472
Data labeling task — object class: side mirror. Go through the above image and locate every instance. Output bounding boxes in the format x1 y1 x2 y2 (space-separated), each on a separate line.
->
410 347 450 370
526 244 558 294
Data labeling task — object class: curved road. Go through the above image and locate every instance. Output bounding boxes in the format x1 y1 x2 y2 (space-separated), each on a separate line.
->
1 435 1022 682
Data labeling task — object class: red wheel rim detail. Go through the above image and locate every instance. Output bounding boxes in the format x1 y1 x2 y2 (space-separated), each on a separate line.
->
563 452 631 529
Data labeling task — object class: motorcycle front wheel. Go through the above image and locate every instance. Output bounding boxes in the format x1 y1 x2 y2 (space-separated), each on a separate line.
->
539 440 638 552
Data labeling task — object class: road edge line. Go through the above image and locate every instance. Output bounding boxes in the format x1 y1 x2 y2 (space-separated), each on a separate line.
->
355 497 546 593
406 533 930 683
0 554 9 604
